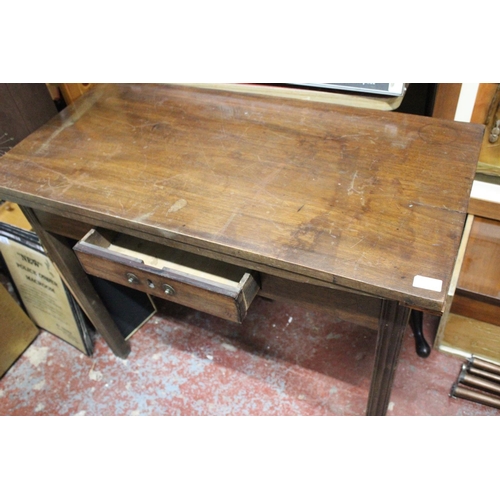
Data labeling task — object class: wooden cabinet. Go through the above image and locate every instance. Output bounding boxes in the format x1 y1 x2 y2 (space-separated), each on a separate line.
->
452 216 500 328
436 213 500 363
58 83 93 105
436 84 500 363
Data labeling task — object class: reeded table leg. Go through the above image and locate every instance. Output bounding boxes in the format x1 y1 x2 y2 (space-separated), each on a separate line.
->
366 300 411 416
21 207 130 359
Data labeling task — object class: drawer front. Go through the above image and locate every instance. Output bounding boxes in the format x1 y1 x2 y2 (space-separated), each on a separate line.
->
74 229 259 323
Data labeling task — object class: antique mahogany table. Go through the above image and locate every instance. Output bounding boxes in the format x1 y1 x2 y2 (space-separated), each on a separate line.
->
0 84 483 415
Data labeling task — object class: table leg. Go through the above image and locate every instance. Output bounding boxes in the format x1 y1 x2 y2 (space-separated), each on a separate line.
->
366 300 411 416
20 207 131 359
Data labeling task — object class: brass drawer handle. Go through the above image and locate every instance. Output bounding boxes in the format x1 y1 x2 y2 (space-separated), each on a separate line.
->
162 284 176 296
126 272 140 284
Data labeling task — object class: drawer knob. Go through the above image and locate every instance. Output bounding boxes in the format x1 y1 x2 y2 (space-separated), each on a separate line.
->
126 272 140 284
162 284 176 296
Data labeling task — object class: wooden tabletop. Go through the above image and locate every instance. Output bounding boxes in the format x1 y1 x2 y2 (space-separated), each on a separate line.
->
0 84 484 313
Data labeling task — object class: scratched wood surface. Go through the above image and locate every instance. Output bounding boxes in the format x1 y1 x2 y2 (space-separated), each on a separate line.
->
0 84 484 312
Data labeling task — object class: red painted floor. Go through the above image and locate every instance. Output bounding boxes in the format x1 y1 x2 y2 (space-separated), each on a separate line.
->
1 295 499 416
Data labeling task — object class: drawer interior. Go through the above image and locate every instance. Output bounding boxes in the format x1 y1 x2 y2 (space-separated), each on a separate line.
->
82 228 251 290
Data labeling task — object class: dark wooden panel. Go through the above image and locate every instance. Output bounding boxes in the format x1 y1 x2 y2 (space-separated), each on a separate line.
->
0 85 30 152
452 293 500 327
0 84 483 312
0 84 57 155
432 83 462 120
259 274 381 330
35 209 92 240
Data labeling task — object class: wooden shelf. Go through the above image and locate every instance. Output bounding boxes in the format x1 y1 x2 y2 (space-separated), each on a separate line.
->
440 216 500 361
455 216 500 305
451 216 500 327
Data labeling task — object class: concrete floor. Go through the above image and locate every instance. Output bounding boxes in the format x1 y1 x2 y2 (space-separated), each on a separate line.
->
1 294 499 416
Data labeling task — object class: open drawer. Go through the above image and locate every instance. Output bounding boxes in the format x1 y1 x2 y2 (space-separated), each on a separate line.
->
74 228 260 323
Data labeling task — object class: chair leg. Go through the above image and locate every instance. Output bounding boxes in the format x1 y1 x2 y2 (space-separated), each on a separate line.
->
410 309 431 358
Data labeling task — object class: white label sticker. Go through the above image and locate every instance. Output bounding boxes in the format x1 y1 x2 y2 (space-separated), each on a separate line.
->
413 275 442 292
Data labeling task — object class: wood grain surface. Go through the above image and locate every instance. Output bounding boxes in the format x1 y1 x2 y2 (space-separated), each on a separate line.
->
440 313 500 364
0 84 484 312
0 282 39 377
